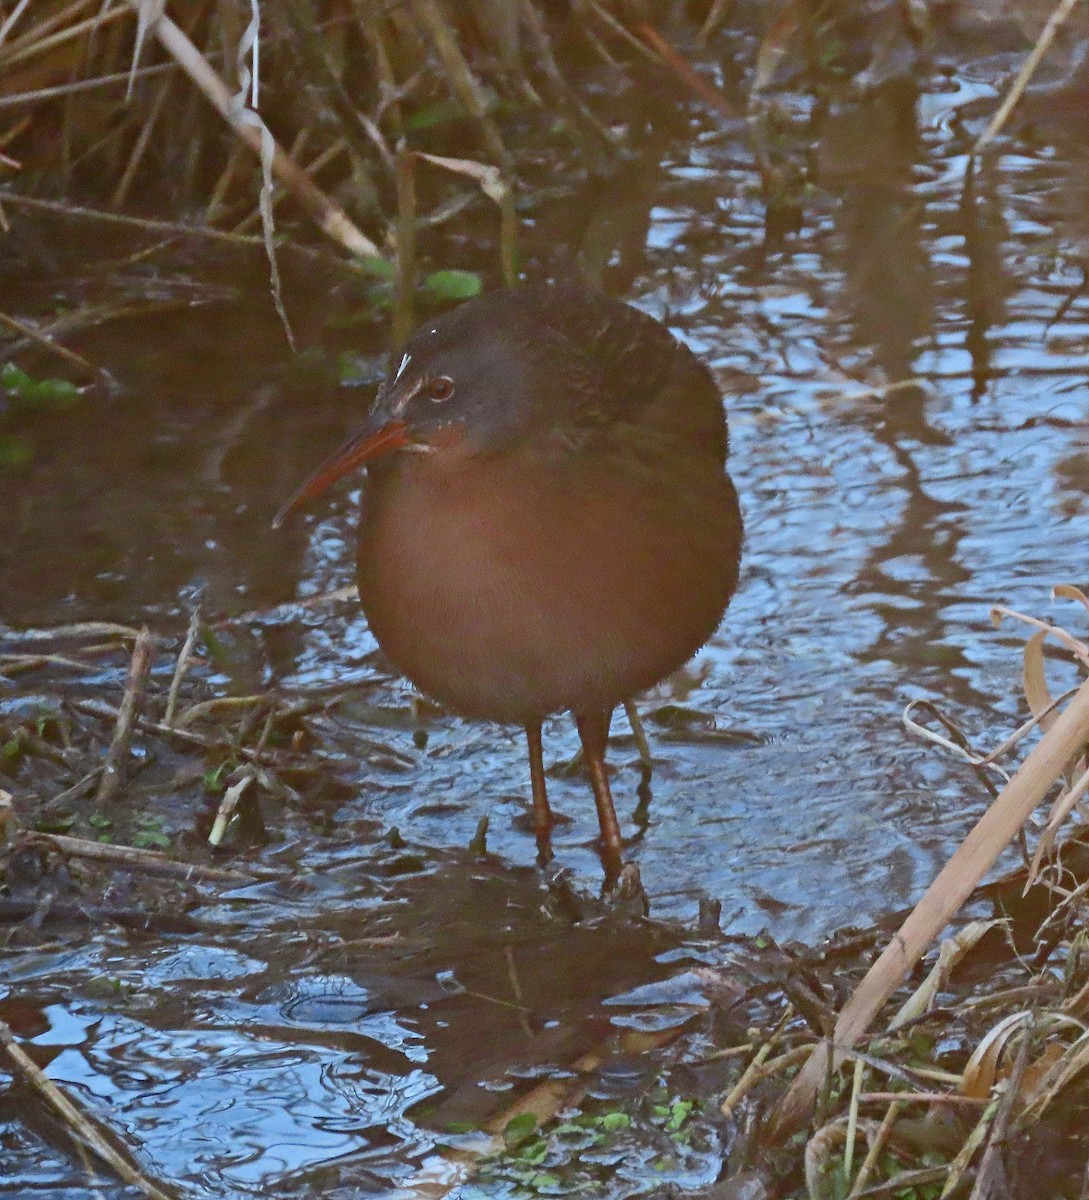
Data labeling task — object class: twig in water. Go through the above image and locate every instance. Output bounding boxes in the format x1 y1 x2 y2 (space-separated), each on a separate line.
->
207 771 255 847
95 627 155 805
24 831 258 884
0 310 101 381
0 1014 177 1200
974 0 1082 153
720 1006 797 1117
164 607 201 728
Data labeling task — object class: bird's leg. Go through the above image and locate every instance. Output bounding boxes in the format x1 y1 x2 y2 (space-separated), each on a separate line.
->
525 720 554 864
575 708 623 885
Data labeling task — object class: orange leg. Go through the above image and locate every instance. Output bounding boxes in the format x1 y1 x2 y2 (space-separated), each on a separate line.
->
525 720 553 864
575 708 623 885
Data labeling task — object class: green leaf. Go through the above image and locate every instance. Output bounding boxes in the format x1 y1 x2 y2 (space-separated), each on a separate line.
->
514 1138 548 1164
134 817 171 849
2 362 79 410
203 763 229 793
528 1173 561 1191
133 829 172 849
503 1112 537 1149
35 813 76 832
667 1099 694 1131
0 434 34 467
359 255 395 280
405 99 463 130
598 1111 630 1132
88 813 113 830
423 269 483 303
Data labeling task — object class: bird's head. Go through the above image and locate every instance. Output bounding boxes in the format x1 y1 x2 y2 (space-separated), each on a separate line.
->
273 293 549 528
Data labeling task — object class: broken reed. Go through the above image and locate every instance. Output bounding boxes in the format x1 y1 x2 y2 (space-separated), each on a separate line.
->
0 0 631 266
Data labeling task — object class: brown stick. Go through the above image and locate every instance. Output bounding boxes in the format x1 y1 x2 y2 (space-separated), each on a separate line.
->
973 0 1082 153
0 191 363 270
124 0 383 262
95 627 155 805
409 0 510 170
25 831 257 884
392 142 416 350
163 607 201 728
0 309 101 381
772 674 1089 1139
634 20 735 120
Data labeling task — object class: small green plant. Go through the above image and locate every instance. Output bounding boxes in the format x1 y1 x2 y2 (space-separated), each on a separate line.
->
423 269 482 302
132 815 171 849
2 363 79 409
1 362 82 469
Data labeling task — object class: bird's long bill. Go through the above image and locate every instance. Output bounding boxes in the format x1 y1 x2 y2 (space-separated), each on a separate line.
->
272 418 409 528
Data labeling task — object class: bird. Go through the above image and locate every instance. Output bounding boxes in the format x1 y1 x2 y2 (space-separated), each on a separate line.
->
275 284 743 884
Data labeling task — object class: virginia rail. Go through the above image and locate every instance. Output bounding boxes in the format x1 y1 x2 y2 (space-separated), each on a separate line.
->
276 285 743 882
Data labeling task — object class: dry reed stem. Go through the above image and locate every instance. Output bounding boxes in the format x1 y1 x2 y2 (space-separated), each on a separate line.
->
634 20 735 120
409 0 510 170
845 1099 901 1199
174 694 268 729
393 141 417 351
624 699 652 773
587 2 658 64
973 0 1082 153
720 1005 795 1117
0 0 96 63
74 697 289 766
0 2 130 70
123 0 382 261
111 74 172 208
889 919 1002 1030
0 190 365 269
0 620 140 642
414 151 517 287
1027 762 1089 888
773 673 1089 1139
0 1014 177 1200
0 309 101 380
968 1030 1033 1200
95 626 154 805
233 138 347 234
0 0 33 45
213 584 359 627
0 61 174 108
520 0 615 148
844 1056 865 1180
939 1094 997 1197
992 603 1089 667
207 770 254 846
25 830 257 883
163 607 201 728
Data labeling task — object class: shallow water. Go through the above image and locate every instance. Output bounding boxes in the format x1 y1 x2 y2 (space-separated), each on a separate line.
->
3 22 1089 1198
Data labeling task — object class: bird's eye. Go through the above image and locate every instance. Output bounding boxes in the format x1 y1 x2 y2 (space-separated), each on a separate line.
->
427 376 455 403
